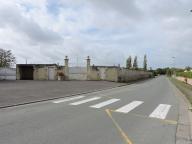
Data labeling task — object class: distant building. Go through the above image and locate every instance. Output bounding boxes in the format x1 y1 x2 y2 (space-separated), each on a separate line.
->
16 56 152 82
16 64 59 80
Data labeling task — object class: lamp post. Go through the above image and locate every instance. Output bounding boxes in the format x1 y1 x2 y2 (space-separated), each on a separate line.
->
172 56 176 77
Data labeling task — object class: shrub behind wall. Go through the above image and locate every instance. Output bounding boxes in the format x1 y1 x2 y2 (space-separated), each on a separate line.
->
176 72 192 78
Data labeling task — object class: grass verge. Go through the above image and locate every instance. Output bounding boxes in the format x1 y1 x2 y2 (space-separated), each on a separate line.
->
169 77 192 106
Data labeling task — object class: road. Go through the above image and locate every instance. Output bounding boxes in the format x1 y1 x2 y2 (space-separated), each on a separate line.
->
0 76 179 144
0 81 123 108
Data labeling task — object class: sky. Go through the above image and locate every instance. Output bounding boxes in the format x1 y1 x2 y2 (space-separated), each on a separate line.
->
0 0 191 69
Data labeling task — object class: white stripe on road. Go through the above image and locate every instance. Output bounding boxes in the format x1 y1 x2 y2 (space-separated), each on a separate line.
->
149 104 171 119
115 101 143 113
53 96 85 104
70 97 101 105
90 99 120 109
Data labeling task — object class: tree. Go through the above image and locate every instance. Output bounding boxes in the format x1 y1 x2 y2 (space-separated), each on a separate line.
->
0 48 16 67
166 68 173 77
185 66 191 71
133 56 138 70
143 54 147 71
126 56 132 69
155 68 170 75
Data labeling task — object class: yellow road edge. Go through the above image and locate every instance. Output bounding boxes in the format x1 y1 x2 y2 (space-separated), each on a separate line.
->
132 113 177 125
105 109 133 144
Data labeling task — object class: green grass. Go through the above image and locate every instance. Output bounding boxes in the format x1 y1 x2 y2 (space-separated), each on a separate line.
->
169 77 192 105
176 71 192 78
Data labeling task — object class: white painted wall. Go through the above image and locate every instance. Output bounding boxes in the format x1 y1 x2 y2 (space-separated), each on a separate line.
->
0 68 16 80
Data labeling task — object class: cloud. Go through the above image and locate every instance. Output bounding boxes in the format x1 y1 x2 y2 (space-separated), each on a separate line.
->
0 0 191 68
0 2 63 44
88 0 142 19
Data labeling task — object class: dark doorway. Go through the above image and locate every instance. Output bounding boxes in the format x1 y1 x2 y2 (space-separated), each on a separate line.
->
19 66 34 80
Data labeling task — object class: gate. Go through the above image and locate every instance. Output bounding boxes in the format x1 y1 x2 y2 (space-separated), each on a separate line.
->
48 67 55 80
69 67 87 80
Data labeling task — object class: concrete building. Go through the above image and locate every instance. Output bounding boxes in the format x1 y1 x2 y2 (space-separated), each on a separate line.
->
16 56 152 82
16 64 59 80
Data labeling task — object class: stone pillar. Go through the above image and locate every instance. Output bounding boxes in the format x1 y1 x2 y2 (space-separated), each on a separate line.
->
87 56 91 72
64 56 69 80
16 65 20 80
86 56 91 80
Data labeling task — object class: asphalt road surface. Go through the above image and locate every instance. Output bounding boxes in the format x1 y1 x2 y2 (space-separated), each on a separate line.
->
0 76 179 144
0 81 123 108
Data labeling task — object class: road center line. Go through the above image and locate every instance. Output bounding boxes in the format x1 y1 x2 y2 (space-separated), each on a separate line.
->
53 96 85 103
70 97 101 105
90 99 120 108
105 109 133 144
115 101 143 113
149 104 171 119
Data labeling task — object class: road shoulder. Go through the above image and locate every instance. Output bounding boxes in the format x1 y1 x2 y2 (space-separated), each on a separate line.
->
169 78 192 144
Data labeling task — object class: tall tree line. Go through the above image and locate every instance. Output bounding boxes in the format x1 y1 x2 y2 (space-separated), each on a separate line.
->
126 55 147 71
143 54 147 71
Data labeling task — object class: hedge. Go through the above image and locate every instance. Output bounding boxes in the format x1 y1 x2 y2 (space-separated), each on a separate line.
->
176 72 192 78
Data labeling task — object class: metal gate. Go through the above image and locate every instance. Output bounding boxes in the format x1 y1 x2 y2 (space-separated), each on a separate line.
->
69 67 87 80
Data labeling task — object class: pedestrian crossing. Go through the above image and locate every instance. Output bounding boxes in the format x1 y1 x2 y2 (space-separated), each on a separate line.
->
70 97 101 105
90 99 120 109
115 101 143 113
52 96 172 120
149 104 171 119
53 96 85 104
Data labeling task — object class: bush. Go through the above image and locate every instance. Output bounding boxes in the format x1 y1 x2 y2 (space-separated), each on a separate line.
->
57 72 65 77
176 72 192 78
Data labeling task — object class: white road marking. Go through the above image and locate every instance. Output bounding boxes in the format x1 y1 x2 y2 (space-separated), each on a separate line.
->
149 104 171 119
90 99 120 109
70 97 101 105
53 96 85 104
115 101 143 113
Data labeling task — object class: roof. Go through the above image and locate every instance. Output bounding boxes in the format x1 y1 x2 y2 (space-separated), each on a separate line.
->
92 65 119 68
17 64 57 66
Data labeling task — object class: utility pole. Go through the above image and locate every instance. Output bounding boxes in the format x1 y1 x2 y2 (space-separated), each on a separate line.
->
76 55 79 67
172 56 176 77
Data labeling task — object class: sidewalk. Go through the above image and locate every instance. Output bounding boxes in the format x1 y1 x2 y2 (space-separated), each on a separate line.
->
176 76 192 86
170 78 192 105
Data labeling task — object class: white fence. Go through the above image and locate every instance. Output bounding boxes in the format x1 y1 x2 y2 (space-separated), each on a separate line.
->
0 68 16 80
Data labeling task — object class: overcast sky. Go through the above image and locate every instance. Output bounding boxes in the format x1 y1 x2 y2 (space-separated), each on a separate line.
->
0 0 191 68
